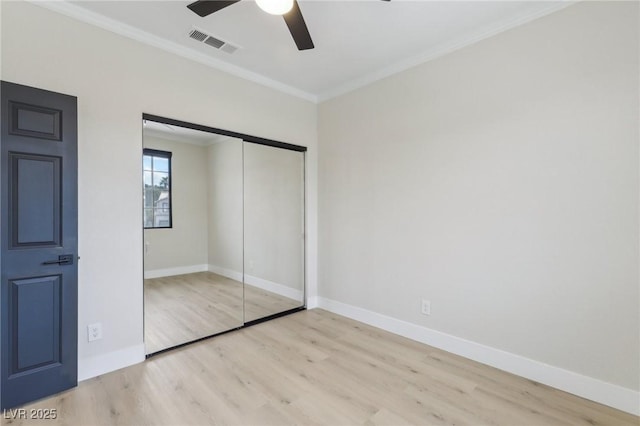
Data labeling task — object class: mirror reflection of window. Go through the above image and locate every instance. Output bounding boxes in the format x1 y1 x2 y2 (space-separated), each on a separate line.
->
143 149 172 229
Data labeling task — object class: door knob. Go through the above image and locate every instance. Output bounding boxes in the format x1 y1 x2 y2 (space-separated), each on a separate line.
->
42 254 74 266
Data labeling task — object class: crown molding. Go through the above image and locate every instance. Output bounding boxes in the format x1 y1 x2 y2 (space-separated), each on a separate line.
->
316 1 578 102
26 0 318 103
27 0 576 105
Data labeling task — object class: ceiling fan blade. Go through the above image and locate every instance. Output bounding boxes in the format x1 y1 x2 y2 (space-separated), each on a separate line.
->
283 0 314 51
187 0 240 17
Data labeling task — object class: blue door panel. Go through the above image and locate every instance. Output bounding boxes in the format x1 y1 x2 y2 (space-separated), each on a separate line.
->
11 154 61 247
12 276 61 373
9 102 62 141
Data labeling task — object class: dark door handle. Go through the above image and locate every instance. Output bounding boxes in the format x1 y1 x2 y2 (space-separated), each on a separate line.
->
43 254 74 266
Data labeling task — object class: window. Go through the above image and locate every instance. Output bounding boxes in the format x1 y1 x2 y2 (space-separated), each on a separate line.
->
143 149 172 229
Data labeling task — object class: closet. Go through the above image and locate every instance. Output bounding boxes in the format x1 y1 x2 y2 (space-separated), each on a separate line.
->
142 114 305 355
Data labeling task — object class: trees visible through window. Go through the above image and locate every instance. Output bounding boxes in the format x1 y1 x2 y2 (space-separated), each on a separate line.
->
143 149 172 229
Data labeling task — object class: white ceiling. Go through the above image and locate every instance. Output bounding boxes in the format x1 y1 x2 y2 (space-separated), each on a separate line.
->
45 0 570 102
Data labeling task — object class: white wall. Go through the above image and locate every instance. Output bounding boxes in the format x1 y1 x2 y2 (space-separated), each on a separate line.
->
1 0 317 379
143 135 208 276
207 138 244 276
318 0 638 411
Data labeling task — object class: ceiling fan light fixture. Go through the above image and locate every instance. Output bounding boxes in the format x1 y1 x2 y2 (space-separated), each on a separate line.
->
255 0 293 15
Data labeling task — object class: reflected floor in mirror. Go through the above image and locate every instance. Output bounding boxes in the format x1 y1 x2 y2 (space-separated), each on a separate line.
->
144 272 301 354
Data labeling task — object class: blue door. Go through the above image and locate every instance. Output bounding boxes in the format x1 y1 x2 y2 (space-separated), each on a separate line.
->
1 81 78 409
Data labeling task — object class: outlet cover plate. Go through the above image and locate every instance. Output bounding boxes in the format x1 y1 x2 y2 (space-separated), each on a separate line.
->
421 299 431 316
87 323 103 342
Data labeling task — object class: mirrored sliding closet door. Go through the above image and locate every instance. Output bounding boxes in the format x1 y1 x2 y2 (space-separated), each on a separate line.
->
142 116 305 355
243 143 305 323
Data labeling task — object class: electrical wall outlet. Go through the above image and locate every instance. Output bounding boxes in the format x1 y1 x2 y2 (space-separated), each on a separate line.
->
421 299 431 316
87 323 103 342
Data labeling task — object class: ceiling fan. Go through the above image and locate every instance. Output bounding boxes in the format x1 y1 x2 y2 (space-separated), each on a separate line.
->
187 0 389 51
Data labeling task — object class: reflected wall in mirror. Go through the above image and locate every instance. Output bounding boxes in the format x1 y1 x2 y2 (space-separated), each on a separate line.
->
143 120 243 354
243 143 305 323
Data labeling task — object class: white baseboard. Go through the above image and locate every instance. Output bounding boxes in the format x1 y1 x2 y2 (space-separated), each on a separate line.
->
144 264 208 279
207 264 243 282
244 274 303 301
306 295 319 309
316 297 639 416
78 344 145 382
208 264 304 301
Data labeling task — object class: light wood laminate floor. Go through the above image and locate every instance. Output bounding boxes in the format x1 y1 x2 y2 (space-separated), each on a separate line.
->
8 309 637 426
144 272 302 354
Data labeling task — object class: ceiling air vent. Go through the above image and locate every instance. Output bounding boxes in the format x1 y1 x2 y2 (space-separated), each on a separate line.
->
204 36 225 49
188 28 239 55
188 29 208 42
